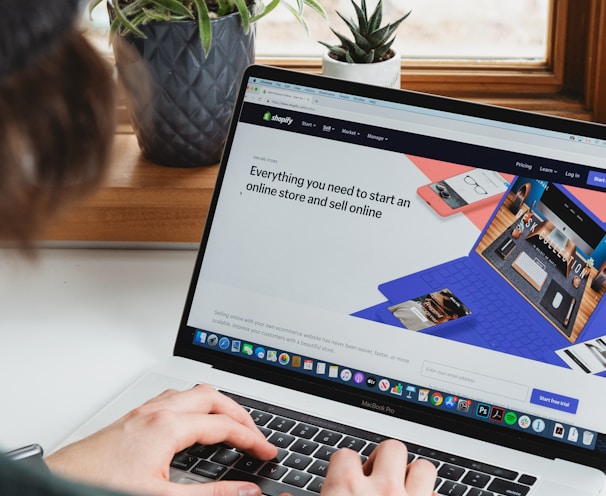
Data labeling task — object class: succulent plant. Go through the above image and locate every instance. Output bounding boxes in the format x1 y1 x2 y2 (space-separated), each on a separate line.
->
89 0 326 56
320 0 410 64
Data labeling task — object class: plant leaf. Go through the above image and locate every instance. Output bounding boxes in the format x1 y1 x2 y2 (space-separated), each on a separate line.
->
250 0 281 24
216 0 230 17
367 0 382 32
234 0 252 31
351 0 368 35
335 11 361 39
192 0 212 55
111 0 147 38
301 0 327 20
273 0 309 34
88 0 104 18
148 0 193 17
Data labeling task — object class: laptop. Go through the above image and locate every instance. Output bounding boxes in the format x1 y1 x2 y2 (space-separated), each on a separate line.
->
60 64 606 496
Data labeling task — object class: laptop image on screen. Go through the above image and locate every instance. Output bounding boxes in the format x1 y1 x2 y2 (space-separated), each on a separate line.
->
367 178 606 368
59 65 606 496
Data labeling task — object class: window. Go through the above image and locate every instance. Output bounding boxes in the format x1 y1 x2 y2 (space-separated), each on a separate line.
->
83 0 606 123
257 0 550 60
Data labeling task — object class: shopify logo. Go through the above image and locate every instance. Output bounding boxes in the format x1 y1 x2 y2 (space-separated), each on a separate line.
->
263 111 293 126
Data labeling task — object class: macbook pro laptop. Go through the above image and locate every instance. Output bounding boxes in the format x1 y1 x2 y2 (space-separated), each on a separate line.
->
60 65 606 496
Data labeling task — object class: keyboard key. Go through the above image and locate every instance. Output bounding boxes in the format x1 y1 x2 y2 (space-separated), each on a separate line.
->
258 462 288 480
272 448 289 463
487 478 530 496
268 432 296 449
192 460 228 479
314 445 337 461
283 469 312 488
467 489 495 496
291 423 319 439
307 476 324 493
338 436 367 452
250 410 273 426
361 442 378 456
187 444 217 459
419 457 440 467
291 438 320 455
314 430 343 446
438 464 465 481
434 477 443 490
437 480 468 496
518 474 537 486
234 456 265 473
171 452 198 471
268 417 297 432
462 471 490 488
210 448 241 466
308 460 330 476
284 453 313 470
258 426 272 438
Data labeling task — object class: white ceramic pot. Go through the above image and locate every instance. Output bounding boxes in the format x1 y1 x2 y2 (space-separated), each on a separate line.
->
321 48 401 89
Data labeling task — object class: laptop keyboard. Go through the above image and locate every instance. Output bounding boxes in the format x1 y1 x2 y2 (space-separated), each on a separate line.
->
170 393 537 496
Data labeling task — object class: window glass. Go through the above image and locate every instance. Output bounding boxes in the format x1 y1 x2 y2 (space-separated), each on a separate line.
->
256 0 550 60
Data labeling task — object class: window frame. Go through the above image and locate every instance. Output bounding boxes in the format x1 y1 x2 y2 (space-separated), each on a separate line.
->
256 0 606 123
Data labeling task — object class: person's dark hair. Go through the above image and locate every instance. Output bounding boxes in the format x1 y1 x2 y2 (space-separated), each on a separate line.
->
0 1 116 247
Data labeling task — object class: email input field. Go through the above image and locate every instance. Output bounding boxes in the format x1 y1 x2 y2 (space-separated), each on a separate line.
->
422 361 529 401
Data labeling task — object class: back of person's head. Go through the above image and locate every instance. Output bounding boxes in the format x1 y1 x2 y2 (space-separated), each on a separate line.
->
0 0 116 248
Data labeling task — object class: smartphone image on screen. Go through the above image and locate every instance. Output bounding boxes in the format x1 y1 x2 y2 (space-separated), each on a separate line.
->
417 168 509 217
386 288 472 332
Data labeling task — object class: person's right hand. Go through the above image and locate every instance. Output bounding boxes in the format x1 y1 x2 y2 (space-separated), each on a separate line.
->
46 385 277 496
319 439 437 496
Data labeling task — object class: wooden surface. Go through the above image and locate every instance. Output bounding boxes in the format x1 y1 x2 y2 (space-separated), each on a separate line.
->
44 134 218 243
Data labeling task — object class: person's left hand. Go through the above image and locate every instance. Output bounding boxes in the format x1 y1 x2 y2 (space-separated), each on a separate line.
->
46 385 278 496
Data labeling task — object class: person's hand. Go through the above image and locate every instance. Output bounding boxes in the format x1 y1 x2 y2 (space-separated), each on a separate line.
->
46 385 277 496
319 439 437 496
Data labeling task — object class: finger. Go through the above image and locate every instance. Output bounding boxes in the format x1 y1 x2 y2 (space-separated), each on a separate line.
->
363 439 408 480
190 385 259 431
169 412 277 460
405 458 438 496
183 385 259 431
322 448 364 492
134 385 259 433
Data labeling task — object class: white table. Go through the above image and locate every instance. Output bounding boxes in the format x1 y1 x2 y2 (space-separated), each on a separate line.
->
0 247 197 454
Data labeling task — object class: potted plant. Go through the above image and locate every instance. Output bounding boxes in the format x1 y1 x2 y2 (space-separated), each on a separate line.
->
89 0 326 167
319 0 410 88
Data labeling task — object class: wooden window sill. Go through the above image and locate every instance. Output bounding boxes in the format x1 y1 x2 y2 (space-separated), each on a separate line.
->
44 132 218 244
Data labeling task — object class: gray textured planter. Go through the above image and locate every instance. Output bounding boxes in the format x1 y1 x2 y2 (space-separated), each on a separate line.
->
113 13 255 167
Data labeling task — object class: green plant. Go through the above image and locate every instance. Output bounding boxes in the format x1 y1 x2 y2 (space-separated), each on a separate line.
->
89 0 326 55
320 0 410 64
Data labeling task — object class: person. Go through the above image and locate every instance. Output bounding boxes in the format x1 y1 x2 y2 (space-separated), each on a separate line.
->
0 1 438 495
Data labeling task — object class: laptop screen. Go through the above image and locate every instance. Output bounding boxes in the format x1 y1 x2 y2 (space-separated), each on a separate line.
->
175 65 606 470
